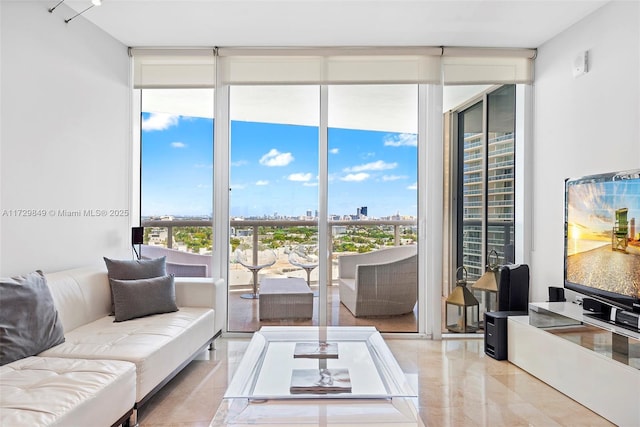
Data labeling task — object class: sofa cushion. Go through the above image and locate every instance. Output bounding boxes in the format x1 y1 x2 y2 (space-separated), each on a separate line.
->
39 307 215 401
110 275 178 322
104 256 167 280
0 271 65 366
104 256 166 314
0 356 135 427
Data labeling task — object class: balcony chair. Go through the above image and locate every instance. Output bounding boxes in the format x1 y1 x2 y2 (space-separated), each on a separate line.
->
140 244 209 277
338 245 417 317
234 248 277 299
288 244 320 296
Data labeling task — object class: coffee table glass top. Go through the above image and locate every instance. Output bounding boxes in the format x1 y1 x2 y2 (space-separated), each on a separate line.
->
224 326 416 400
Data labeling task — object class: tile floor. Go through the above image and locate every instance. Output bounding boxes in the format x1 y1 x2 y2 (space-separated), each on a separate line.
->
137 336 613 427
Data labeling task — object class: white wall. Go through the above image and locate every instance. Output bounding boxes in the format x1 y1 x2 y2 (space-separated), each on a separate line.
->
0 2 131 276
530 1 640 302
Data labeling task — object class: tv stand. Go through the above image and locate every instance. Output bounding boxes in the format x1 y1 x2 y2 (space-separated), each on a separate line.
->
507 302 639 427
584 310 640 334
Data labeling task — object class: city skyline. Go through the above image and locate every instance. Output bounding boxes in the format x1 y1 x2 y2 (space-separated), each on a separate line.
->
141 112 418 218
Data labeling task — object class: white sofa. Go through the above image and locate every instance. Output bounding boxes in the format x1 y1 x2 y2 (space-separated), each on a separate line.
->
338 245 417 317
0 265 225 427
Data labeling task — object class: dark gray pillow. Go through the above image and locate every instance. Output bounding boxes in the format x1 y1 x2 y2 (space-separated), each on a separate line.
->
110 275 178 322
104 256 166 314
103 256 166 280
0 270 65 365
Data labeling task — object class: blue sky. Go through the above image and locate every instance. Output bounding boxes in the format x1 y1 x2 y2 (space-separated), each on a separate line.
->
142 113 417 218
568 180 640 236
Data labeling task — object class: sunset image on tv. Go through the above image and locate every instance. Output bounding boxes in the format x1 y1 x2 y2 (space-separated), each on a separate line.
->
566 177 640 298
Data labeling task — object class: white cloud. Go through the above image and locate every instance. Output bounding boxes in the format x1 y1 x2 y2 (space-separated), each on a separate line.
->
382 174 408 181
256 180 269 186
329 148 339 154
384 133 418 147
303 182 319 187
341 173 370 182
231 160 248 167
259 149 294 167
171 142 186 148
344 160 397 173
194 163 213 169
288 172 312 182
407 182 418 190
142 113 179 131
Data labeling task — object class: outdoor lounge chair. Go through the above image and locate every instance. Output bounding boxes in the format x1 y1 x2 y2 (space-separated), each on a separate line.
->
338 245 417 317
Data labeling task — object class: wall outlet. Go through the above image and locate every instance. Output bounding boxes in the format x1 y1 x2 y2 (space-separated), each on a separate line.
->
573 51 589 77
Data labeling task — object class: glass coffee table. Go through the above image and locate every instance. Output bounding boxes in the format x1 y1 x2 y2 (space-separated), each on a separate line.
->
211 326 423 426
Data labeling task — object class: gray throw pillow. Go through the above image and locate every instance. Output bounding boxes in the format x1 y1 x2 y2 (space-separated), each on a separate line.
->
104 256 167 314
0 270 65 365
110 275 178 322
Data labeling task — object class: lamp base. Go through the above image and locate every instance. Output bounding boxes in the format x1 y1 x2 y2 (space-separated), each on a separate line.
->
446 324 479 333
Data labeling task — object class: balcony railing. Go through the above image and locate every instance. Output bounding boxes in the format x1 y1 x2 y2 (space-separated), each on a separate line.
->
141 218 417 285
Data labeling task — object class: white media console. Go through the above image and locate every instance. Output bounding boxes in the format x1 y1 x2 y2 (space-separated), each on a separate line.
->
507 302 640 427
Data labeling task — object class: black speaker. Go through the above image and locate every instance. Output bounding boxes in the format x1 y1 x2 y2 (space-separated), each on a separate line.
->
497 264 530 311
131 227 144 245
484 311 527 360
583 297 609 314
548 286 566 302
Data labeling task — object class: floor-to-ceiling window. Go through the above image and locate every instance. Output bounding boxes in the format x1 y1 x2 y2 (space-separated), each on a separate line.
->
328 85 419 332
228 85 320 332
138 88 215 273
132 48 533 336
225 84 419 333
446 84 517 332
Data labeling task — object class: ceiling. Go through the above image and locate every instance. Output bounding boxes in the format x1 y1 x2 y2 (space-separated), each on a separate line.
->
52 0 610 48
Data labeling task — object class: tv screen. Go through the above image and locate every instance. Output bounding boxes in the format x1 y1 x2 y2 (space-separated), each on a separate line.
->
564 168 640 311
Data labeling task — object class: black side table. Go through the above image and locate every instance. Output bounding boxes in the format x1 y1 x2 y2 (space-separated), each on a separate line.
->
484 311 527 360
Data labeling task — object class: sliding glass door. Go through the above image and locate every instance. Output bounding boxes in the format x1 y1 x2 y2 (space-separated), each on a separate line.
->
226 84 420 333
328 85 419 331
228 86 320 332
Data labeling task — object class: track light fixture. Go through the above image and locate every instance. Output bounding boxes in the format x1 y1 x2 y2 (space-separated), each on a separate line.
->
64 4 95 23
48 0 65 13
48 0 102 23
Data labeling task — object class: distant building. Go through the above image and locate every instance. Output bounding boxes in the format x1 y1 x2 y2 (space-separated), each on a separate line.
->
333 226 347 235
462 127 515 278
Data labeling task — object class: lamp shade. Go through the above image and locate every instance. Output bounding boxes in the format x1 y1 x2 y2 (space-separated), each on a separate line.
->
472 270 498 292
446 283 480 307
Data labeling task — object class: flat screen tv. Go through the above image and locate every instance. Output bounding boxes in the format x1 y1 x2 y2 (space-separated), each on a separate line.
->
564 168 640 312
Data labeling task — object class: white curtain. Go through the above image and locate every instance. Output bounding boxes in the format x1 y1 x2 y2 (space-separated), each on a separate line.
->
130 48 216 89
217 47 443 85
130 46 536 87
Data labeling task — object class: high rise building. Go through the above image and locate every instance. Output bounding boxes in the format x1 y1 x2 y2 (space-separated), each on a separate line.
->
459 85 515 281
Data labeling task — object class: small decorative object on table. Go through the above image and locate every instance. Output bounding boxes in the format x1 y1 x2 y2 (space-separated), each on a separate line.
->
294 342 339 359
290 368 352 394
